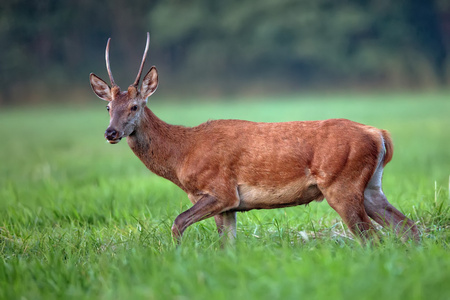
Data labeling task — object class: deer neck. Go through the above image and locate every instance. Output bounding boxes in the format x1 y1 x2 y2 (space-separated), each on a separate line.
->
127 107 188 185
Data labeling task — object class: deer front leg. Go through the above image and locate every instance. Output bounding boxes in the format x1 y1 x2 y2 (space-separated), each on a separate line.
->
172 194 235 243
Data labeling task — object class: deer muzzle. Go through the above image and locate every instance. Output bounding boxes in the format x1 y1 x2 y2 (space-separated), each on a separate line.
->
105 127 122 144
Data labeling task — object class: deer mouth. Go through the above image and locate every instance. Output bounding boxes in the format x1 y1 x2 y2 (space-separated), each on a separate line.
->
107 137 122 144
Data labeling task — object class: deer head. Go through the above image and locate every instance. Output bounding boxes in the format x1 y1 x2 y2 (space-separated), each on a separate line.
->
89 32 159 144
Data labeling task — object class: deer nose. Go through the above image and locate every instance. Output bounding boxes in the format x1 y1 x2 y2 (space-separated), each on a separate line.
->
105 128 118 140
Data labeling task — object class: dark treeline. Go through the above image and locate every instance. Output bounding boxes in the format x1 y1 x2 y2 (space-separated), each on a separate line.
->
1 0 449 105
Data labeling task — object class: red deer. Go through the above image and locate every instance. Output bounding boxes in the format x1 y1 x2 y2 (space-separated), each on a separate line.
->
89 33 419 243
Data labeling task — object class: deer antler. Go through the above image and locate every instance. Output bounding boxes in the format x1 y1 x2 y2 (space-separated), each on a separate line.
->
132 32 150 87
105 38 116 87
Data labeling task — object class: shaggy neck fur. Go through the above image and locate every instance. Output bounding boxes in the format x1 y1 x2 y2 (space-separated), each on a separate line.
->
127 107 189 187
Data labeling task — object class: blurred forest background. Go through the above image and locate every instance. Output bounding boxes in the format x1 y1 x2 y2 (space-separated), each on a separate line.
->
1 0 449 105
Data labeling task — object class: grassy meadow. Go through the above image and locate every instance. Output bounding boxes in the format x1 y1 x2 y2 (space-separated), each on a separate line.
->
0 91 449 299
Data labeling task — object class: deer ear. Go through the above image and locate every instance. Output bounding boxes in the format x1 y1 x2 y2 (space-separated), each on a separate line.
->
90 73 112 101
140 67 158 100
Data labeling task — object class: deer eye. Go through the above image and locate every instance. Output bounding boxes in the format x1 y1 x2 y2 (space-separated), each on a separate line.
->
106 106 110 112
131 105 138 111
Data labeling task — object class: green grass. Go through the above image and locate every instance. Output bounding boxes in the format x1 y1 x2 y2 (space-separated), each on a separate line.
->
0 91 449 299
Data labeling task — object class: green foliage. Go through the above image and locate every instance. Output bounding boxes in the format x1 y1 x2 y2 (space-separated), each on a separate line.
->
0 92 449 299
0 0 449 104
149 0 448 89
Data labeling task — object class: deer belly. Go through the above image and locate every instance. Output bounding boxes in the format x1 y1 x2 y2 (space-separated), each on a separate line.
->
235 181 323 211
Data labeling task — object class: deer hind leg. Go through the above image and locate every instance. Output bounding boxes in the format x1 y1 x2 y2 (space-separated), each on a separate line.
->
364 165 419 241
364 188 419 241
324 190 377 241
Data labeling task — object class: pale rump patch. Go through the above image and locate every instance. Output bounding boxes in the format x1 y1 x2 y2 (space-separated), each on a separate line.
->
366 132 386 191
363 162 384 208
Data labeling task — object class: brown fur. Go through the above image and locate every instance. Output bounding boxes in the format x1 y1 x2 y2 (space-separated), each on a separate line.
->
89 34 419 244
381 130 394 167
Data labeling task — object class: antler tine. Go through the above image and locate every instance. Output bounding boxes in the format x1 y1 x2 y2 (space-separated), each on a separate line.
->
132 32 150 87
105 38 116 87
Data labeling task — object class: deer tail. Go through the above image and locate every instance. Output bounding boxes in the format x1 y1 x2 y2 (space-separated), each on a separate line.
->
381 130 394 167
